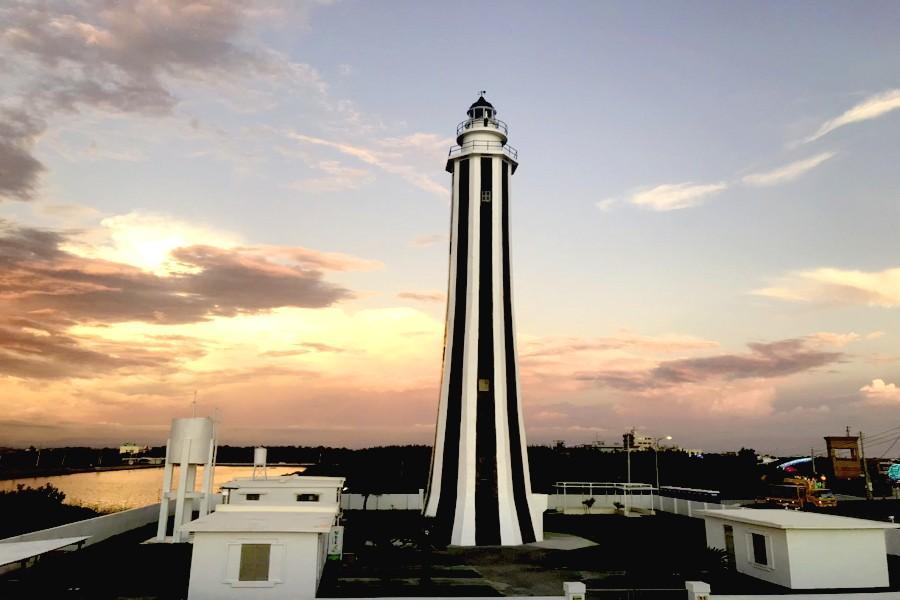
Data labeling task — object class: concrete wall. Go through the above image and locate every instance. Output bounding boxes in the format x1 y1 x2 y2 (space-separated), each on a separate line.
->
658 495 725 517
713 595 900 600
340 493 423 510
786 529 889 589
188 531 323 600
548 492 655 514
0 501 169 548
885 529 900 556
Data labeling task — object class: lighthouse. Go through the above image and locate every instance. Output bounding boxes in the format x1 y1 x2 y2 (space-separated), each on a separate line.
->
424 95 544 546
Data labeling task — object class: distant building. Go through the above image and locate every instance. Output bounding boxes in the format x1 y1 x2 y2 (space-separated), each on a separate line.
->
118 443 148 456
824 435 862 479
623 430 656 452
701 508 897 589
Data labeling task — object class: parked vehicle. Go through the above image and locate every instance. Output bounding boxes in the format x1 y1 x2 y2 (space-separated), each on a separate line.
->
763 477 837 509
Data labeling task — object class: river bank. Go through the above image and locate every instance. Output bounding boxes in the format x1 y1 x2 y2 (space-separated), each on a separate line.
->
0 463 162 481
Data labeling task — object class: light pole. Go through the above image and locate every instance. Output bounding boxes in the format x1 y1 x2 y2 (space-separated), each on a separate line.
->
654 435 672 511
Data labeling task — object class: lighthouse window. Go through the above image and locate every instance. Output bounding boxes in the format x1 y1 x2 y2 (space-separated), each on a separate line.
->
245 493 261 501
478 378 491 392
481 191 492 203
296 493 320 502
474 108 483 118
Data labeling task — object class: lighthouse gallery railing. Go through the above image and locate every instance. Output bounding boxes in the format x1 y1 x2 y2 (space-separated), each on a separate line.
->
456 116 509 136
448 140 519 161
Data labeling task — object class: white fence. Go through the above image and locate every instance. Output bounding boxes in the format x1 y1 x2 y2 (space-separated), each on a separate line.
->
0 500 171 548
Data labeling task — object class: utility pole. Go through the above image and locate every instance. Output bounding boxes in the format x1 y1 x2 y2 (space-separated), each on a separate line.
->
860 430 873 501
811 448 817 476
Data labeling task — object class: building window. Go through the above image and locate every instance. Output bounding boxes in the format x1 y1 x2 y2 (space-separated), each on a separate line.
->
245 493 260 501
239 544 271 582
750 532 769 566
481 191 491 203
296 493 320 502
478 378 490 392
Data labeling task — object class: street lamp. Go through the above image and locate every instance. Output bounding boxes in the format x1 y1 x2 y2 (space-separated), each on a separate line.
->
654 435 672 511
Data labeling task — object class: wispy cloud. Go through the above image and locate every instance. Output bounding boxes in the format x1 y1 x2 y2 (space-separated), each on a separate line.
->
742 152 835 187
287 131 447 197
410 233 446 248
629 182 728 211
804 89 900 143
397 291 445 303
596 198 616 212
754 267 900 308
288 160 374 193
860 379 900 405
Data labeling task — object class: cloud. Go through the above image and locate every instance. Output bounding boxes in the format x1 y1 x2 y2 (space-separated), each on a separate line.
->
754 267 900 308
288 131 449 197
0 221 367 325
522 333 718 359
577 337 843 390
410 234 446 248
628 182 728 211
0 1 329 202
804 89 900 143
0 108 46 201
288 160 374 193
741 152 835 187
397 291 446 303
1 1 276 116
596 198 616 212
860 379 900 405
0 317 174 380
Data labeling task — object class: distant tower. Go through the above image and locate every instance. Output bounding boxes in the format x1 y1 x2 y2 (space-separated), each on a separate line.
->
424 95 543 546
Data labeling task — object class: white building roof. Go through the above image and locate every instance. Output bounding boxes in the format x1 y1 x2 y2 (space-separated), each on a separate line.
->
0 536 89 567
220 475 345 490
185 508 334 533
698 508 900 530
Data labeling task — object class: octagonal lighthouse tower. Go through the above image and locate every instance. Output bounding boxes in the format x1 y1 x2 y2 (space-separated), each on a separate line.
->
424 96 543 546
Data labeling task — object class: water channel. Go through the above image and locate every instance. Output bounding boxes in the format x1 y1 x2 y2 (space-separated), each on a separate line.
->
0 465 301 512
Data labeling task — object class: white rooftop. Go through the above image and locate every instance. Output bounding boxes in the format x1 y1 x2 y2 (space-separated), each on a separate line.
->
698 508 900 530
220 475 345 489
185 507 334 533
0 536 89 567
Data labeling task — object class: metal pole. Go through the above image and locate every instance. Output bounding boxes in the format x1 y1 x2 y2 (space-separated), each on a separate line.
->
626 447 631 513
860 431 873 501
654 443 661 511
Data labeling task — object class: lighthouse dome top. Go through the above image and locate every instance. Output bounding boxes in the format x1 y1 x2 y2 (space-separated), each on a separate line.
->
467 95 496 118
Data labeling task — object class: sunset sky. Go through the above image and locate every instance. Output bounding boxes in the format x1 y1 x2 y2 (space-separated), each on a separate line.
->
2 1 900 455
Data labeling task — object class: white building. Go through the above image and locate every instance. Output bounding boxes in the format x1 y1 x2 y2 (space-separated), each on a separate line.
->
118 443 148 455
186 507 336 600
700 508 898 589
186 475 345 600
221 475 344 520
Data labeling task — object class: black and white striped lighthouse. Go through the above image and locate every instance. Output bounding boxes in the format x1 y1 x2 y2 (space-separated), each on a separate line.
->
424 95 544 546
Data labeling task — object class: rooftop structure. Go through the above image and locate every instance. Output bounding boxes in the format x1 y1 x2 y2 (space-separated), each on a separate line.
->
186 475 344 600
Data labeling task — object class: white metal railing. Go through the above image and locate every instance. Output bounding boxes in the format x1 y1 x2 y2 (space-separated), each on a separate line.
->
457 116 508 136
447 140 518 161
